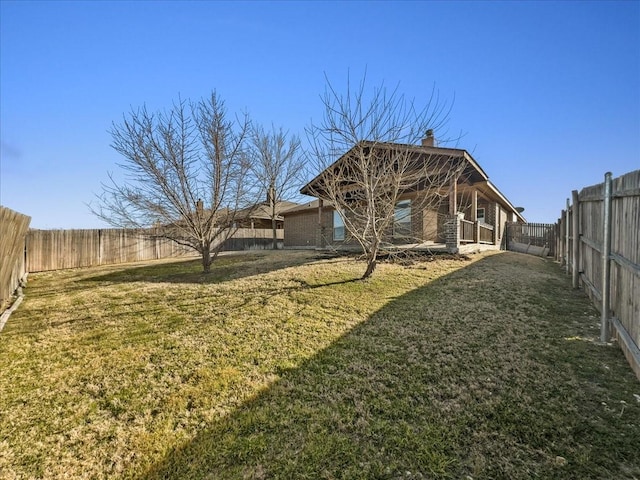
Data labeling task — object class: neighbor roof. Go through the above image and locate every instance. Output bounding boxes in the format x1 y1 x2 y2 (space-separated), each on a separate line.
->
238 200 300 221
280 199 321 215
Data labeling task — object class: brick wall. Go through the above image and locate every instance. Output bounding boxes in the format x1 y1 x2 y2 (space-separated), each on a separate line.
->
283 206 336 248
444 214 460 253
285 197 454 248
283 210 319 247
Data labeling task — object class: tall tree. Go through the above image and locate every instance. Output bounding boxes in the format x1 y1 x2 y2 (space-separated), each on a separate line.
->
306 75 465 279
249 125 303 249
92 92 255 273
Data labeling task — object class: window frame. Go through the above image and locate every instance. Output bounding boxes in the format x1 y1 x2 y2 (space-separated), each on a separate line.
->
393 199 412 238
477 207 486 224
333 210 345 241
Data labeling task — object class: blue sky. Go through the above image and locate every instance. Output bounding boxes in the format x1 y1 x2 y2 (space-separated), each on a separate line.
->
1 0 638 228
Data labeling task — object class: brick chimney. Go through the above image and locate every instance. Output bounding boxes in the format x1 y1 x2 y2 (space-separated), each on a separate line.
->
421 129 435 147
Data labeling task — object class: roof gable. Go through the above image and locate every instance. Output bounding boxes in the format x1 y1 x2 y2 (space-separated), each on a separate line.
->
301 140 525 222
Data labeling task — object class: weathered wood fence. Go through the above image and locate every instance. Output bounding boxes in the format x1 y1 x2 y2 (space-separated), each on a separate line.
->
557 170 640 380
0 206 31 312
26 228 285 272
26 229 191 272
505 222 556 257
220 228 284 252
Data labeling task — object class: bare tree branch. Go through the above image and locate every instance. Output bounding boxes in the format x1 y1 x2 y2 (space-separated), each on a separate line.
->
249 124 303 249
91 92 258 273
306 75 465 279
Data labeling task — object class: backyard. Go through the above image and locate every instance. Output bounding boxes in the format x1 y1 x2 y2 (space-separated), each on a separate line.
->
0 250 638 479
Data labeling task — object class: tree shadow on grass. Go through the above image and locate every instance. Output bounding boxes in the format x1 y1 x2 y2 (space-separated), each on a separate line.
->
138 253 640 480
81 250 342 286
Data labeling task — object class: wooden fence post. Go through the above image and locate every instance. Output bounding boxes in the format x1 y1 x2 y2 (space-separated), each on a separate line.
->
565 199 570 274
571 190 580 289
98 229 103 266
600 172 613 343
555 218 561 262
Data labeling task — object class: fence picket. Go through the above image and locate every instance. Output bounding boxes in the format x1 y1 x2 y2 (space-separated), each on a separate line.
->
505 222 556 257
0 206 31 312
566 170 640 380
25 228 285 273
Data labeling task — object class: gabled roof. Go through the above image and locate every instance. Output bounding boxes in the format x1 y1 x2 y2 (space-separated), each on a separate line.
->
280 199 321 214
300 140 526 223
301 140 488 195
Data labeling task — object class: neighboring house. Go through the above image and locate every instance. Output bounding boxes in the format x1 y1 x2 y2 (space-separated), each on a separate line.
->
283 134 525 253
170 197 298 250
236 199 300 229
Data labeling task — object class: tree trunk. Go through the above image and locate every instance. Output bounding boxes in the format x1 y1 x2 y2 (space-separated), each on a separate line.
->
270 186 278 250
201 245 212 273
362 247 378 279
272 217 278 250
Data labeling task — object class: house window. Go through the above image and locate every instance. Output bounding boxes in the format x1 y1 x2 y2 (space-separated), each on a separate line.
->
477 207 486 224
394 200 412 237
333 210 345 241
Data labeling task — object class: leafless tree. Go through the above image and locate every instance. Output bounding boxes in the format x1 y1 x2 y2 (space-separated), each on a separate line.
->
249 125 303 249
306 75 466 279
92 92 256 273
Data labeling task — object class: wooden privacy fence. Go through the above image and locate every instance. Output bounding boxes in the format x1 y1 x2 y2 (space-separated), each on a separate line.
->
26 227 285 273
27 229 191 272
0 206 31 312
221 228 284 252
505 222 557 257
558 170 640 380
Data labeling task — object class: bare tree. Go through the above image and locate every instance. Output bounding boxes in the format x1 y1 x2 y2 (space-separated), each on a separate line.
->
92 92 256 273
249 125 303 249
306 75 466 279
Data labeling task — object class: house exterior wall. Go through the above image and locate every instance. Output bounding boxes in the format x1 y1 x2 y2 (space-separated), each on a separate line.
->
322 193 433 248
284 193 515 250
324 208 360 248
394 193 425 244
285 193 448 248
434 203 451 243
422 209 439 242
477 199 491 222
374 191 451 244
495 204 509 246
483 202 509 245
283 210 319 247
485 201 496 229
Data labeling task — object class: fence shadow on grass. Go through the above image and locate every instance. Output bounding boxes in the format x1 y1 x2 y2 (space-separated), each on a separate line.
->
138 253 640 480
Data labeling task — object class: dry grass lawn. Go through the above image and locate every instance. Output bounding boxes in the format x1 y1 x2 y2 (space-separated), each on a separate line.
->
0 250 638 479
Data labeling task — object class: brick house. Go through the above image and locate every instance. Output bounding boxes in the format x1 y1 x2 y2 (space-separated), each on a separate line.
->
283 134 525 252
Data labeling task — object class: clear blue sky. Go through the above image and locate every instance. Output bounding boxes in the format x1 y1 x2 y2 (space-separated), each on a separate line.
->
1 0 639 228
